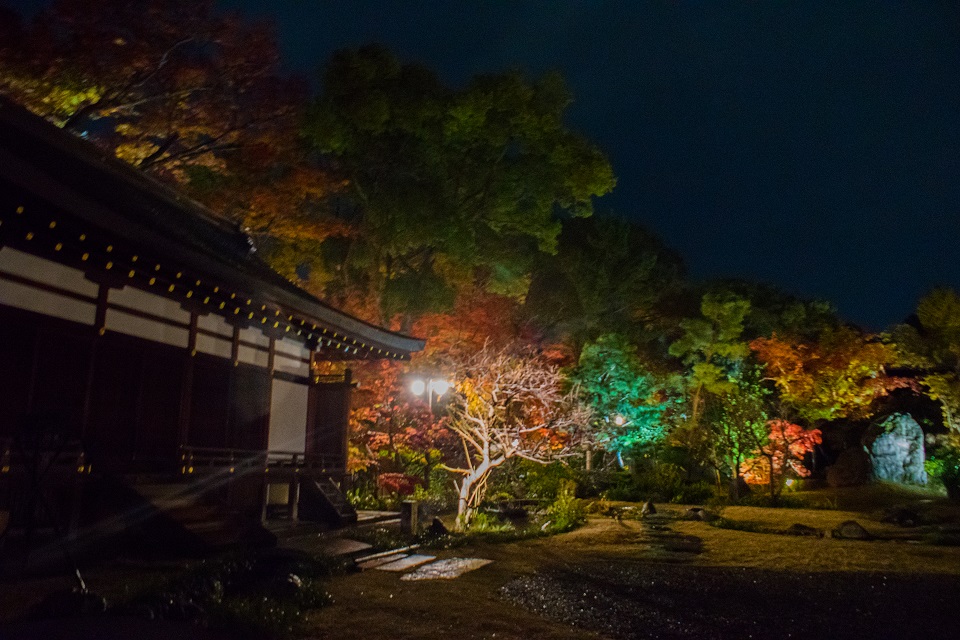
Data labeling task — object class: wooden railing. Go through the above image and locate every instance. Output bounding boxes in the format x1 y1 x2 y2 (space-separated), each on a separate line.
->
178 445 343 476
0 437 91 476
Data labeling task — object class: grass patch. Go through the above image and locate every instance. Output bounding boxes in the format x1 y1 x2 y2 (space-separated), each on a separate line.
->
708 517 771 534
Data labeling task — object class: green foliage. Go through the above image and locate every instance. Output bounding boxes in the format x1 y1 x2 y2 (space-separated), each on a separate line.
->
894 288 960 432
411 469 459 515
571 333 671 451
601 464 715 504
545 482 587 532
465 511 515 533
669 293 751 428
305 45 615 316
713 367 771 481
525 215 684 346
704 279 838 341
346 485 397 511
925 441 960 500
486 459 577 504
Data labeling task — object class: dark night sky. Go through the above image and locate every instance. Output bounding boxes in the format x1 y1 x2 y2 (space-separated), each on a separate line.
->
13 1 960 329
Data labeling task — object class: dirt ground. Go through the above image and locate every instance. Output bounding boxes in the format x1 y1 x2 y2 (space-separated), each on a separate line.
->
3 497 960 639
303 503 960 639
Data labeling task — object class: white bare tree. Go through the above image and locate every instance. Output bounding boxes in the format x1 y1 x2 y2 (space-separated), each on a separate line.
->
443 343 593 530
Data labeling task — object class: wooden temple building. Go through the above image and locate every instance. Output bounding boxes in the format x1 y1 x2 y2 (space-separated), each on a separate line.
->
0 97 424 554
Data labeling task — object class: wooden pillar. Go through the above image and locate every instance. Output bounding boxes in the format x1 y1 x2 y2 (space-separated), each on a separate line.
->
289 477 300 521
260 477 270 524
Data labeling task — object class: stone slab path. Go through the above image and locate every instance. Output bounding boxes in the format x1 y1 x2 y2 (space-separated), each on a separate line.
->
357 553 409 570
374 554 437 572
400 558 493 581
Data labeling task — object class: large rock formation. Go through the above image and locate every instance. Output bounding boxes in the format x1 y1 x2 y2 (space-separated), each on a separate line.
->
864 413 927 485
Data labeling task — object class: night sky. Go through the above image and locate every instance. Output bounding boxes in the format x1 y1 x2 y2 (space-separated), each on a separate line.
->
13 1 960 329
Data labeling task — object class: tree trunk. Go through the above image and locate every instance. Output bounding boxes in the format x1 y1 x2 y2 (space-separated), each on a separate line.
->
455 455 504 531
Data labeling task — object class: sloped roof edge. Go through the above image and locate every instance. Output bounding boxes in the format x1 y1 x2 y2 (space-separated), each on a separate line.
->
0 96 424 356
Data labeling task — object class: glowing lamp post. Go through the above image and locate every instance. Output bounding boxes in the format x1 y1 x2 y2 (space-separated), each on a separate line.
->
410 377 451 413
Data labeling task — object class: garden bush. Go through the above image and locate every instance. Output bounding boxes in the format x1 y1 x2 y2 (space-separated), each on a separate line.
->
545 481 586 532
599 463 715 504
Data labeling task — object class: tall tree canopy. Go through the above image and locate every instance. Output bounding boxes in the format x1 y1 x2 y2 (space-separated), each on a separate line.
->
894 287 960 432
0 0 303 181
751 326 905 424
304 45 615 320
525 215 684 349
0 0 354 290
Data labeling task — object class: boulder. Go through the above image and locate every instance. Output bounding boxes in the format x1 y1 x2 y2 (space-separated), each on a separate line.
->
832 520 871 540
826 447 872 487
683 507 718 522
864 413 927 485
641 500 657 516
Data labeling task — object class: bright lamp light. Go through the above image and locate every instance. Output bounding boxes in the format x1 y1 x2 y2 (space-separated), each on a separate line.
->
410 379 426 396
430 380 451 397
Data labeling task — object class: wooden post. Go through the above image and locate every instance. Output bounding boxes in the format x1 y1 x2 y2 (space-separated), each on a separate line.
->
289 478 300 521
260 477 270 523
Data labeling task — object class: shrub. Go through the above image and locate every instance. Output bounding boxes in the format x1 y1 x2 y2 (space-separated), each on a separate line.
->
926 443 960 501
376 472 422 497
345 486 396 511
545 481 586 532
466 511 515 533
411 472 458 517
600 463 714 504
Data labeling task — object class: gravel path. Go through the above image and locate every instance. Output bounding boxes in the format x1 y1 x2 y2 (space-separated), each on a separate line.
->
501 556 960 639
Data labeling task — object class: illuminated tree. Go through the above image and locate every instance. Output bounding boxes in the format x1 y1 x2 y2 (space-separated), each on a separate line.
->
751 327 908 424
305 45 615 320
712 368 771 496
669 293 751 428
348 360 456 487
444 343 592 529
0 0 303 181
570 334 671 459
894 288 960 433
742 419 821 505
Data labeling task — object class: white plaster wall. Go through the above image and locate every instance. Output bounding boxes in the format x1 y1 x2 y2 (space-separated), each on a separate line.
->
268 378 308 453
105 309 189 347
110 286 190 323
275 337 307 358
274 354 310 376
239 326 270 347
273 337 310 375
0 277 96 325
196 334 233 359
197 313 233 337
238 344 269 368
0 247 98 296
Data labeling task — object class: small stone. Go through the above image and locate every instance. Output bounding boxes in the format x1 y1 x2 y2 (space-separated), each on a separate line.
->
832 520 872 540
